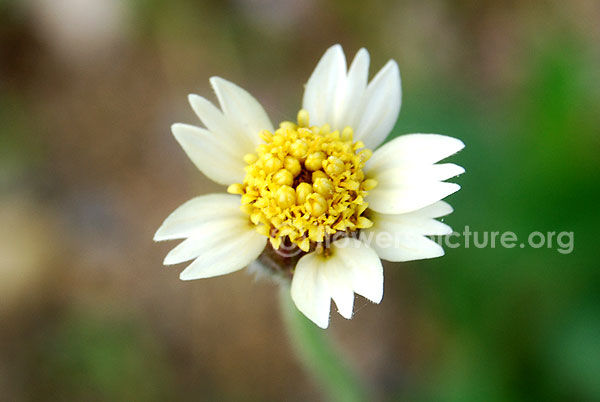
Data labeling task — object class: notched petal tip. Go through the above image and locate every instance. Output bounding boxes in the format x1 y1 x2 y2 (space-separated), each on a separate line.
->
438 224 454 236
349 47 370 78
386 242 445 263
431 135 465 158
170 122 187 138
454 165 466 176
371 287 384 305
448 182 461 195
170 123 199 152
153 225 168 242
383 59 402 104
208 75 225 86
208 76 238 99
450 137 466 155
187 93 202 107
426 245 445 259
311 44 346 77
375 59 401 95
337 306 353 320
434 163 466 181
179 269 195 281
443 203 454 215
356 47 369 57
382 58 400 76
353 57 402 149
327 43 343 54
163 253 178 266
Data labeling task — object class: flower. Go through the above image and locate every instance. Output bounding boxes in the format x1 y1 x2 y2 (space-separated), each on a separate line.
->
155 44 465 328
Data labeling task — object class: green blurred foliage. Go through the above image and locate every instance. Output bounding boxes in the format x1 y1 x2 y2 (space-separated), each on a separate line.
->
29 309 175 402
390 35 599 402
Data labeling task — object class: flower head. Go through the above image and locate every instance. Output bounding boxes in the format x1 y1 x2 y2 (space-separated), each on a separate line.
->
155 44 465 328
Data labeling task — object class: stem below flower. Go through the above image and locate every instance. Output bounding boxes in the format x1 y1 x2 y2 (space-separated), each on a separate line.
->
279 286 369 402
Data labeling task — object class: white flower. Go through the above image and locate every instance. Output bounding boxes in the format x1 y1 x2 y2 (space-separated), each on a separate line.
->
155 44 465 328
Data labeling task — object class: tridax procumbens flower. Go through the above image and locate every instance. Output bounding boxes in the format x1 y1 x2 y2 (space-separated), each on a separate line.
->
154 44 465 328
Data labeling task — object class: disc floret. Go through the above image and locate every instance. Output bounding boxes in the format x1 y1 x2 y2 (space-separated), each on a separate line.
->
228 110 377 252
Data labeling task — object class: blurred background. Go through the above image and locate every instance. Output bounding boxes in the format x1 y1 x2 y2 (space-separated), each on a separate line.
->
1 0 599 401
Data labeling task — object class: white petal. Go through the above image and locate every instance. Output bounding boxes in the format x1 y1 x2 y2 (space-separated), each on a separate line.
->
365 134 465 214
154 194 243 241
179 229 266 280
332 238 383 304
156 193 267 280
182 81 274 184
171 123 247 185
373 163 465 186
366 134 465 172
333 48 370 130
163 218 247 265
291 252 331 329
320 256 355 319
354 60 401 149
367 182 461 215
291 238 384 327
302 44 347 127
362 201 454 262
409 200 454 218
187 94 255 156
210 77 274 144
301 46 401 149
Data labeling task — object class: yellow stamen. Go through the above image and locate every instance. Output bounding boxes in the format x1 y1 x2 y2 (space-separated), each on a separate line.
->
263 153 282 172
361 178 378 191
313 177 334 198
289 140 308 160
356 216 374 229
341 127 353 141
276 185 296 208
307 193 328 217
297 109 310 128
243 153 258 164
295 182 313 204
324 155 344 177
227 183 244 194
305 152 325 171
273 169 294 186
230 109 376 251
283 156 301 177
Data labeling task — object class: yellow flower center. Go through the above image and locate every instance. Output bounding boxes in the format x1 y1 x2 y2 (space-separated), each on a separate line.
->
227 110 377 252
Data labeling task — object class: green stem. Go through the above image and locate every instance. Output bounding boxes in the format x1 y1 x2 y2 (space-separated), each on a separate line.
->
279 286 369 402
